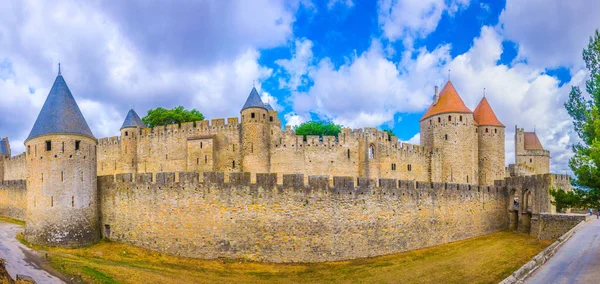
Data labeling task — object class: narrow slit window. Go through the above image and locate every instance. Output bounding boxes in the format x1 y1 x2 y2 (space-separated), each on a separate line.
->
251 112 255 119
51 196 54 207
61 171 64 182
448 115 451 121
46 140 52 151
75 140 80 150
232 160 235 168
62 142 64 152
205 155 208 164
347 149 350 159
72 196 75 207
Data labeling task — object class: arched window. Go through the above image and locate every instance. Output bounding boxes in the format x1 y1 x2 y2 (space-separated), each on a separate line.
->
459 116 463 122
486 128 489 133
448 115 451 121
495 129 497 134
438 117 441 123
368 145 375 159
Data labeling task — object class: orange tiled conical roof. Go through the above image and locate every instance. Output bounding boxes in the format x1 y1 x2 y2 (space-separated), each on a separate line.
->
473 97 504 127
420 81 472 121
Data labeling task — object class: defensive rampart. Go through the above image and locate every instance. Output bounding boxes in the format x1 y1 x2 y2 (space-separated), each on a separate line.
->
98 172 508 263
0 180 27 220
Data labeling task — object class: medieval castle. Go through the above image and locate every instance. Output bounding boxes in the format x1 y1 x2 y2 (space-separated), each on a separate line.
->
0 68 572 263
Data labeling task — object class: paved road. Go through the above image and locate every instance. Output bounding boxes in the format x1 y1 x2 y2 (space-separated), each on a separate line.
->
0 222 66 283
526 218 600 284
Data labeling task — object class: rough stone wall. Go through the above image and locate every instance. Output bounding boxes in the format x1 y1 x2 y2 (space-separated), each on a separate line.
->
2 153 26 181
99 171 509 263
0 180 26 220
477 126 505 185
530 213 587 241
24 135 100 247
98 119 241 176
98 116 435 183
420 113 478 184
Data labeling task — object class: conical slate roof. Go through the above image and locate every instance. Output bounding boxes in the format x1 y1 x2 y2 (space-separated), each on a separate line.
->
0 139 9 155
264 103 274 111
420 81 472 121
473 97 504 127
241 87 267 111
121 109 146 129
26 71 94 141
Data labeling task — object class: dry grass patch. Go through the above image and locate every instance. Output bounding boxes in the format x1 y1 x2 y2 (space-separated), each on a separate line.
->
0 216 25 226
20 231 549 284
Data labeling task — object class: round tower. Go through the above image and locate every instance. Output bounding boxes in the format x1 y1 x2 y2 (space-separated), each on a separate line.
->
119 109 145 175
420 81 478 184
240 87 270 175
474 96 505 185
24 67 100 247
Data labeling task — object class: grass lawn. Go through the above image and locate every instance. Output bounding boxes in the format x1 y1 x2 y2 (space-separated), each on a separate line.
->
16 230 550 284
0 216 25 226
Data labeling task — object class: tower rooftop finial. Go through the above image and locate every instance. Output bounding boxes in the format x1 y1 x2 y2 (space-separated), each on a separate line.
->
483 87 486 98
58 62 61 76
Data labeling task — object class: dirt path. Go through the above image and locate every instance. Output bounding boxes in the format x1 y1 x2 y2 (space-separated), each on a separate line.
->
526 218 600 283
0 222 68 283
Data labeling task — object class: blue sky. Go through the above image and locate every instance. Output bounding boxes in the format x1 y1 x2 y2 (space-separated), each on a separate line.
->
0 0 599 174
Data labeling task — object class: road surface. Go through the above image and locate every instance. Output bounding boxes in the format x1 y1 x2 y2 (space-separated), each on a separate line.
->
526 218 600 284
0 221 66 283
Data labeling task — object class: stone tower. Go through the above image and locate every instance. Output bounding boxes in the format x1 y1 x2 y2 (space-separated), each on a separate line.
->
515 126 550 174
473 96 505 185
0 138 10 183
240 87 270 177
24 67 100 247
119 109 145 175
420 81 478 184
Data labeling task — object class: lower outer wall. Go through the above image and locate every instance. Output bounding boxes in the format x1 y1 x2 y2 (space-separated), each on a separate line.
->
530 213 588 241
99 173 509 263
0 181 26 220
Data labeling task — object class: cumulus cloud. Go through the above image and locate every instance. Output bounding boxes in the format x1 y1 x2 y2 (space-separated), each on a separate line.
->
499 0 600 69
276 24 580 173
0 0 298 154
378 0 471 47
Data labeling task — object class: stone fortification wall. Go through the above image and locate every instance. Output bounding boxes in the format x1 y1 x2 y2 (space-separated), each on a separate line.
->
2 153 26 181
507 164 536 177
516 149 550 175
98 171 509 263
97 119 438 183
530 213 588 241
0 180 27 220
98 118 241 176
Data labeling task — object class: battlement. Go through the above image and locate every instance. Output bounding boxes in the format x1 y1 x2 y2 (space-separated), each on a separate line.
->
0 179 26 188
98 171 504 197
7 152 25 161
494 173 570 187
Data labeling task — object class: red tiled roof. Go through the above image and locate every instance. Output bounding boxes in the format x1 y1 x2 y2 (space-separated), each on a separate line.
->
420 81 472 121
524 132 544 150
473 97 504 127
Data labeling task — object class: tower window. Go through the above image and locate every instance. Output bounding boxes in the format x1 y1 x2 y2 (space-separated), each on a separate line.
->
460 116 463 122
530 158 532 163
391 163 396 171
232 160 235 168
45 140 52 151
205 155 208 164
368 145 375 159
270 116 273 122
61 171 64 182
448 115 451 121
62 142 64 152
495 129 497 134
467 175 469 183
251 113 255 119
200 142 203 148
125 131 128 136
407 164 412 171
263 114 266 119
27 146 30 155
75 140 81 150
347 149 350 159
51 196 54 207
438 117 441 123
486 128 489 133
445 134 448 140
72 196 74 207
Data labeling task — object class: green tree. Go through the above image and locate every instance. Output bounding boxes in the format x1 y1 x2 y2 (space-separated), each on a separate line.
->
549 187 581 213
382 129 395 139
564 29 600 209
294 121 342 141
142 106 204 128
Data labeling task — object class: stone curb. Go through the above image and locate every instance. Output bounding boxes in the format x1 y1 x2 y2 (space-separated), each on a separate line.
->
498 219 590 284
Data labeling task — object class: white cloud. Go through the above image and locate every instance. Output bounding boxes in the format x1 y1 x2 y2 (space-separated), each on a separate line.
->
283 112 307 127
378 0 471 48
403 133 420 145
327 0 354 10
0 0 295 154
275 39 314 90
499 0 600 69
